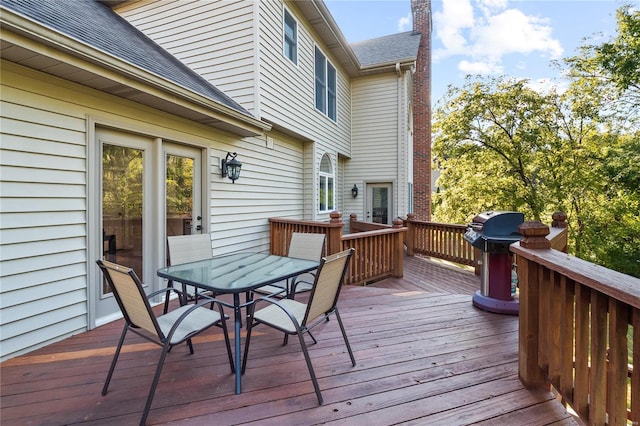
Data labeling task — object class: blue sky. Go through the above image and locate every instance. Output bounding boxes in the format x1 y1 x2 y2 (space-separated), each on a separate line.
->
325 0 631 106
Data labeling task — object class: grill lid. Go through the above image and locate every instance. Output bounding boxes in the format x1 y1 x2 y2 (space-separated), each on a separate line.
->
463 211 524 249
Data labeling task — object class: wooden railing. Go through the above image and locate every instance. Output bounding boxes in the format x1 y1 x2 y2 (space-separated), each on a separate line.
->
513 221 640 426
269 212 405 286
404 213 477 268
268 215 343 257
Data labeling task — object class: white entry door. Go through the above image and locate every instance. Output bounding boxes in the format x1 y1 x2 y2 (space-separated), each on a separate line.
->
366 183 393 225
94 129 203 323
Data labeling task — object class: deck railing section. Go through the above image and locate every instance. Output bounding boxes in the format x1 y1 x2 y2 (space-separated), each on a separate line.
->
269 212 405 286
342 216 405 286
513 221 640 426
404 213 476 268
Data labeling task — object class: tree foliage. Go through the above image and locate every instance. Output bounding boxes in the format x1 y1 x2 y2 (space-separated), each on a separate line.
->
432 5 640 277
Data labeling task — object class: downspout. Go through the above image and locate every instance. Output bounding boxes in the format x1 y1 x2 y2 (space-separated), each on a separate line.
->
396 62 402 219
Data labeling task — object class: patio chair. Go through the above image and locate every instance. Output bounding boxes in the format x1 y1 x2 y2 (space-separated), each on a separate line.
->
254 232 325 298
96 259 233 426
166 233 214 309
242 248 356 405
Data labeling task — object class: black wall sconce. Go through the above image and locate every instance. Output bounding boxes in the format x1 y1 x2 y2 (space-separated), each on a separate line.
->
221 152 242 183
351 184 359 198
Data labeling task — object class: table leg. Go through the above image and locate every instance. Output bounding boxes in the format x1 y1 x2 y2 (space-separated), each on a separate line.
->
233 293 242 394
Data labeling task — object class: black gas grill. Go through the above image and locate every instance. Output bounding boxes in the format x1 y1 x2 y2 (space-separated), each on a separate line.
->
464 211 524 315
463 211 524 251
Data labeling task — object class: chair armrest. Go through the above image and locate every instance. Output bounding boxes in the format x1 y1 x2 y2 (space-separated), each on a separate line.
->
251 296 305 334
164 295 227 343
147 286 184 300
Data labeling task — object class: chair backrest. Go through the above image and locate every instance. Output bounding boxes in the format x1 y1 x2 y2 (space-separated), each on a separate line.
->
304 248 354 324
167 233 213 265
96 260 161 338
288 232 325 261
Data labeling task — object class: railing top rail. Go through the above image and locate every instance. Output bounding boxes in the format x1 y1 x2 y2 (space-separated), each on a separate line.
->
406 219 468 230
342 227 406 241
511 243 640 309
268 217 343 228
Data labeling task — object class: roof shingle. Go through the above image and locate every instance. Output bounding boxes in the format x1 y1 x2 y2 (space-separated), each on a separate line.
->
1 0 252 116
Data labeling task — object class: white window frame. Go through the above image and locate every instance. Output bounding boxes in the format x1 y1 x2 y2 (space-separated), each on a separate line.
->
314 46 337 122
283 8 297 64
318 153 335 213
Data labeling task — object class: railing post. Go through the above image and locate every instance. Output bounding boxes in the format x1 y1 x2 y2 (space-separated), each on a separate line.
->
327 211 344 255
406 213 415 256
551 212 568 253
517 221 551 389
392 218 404 277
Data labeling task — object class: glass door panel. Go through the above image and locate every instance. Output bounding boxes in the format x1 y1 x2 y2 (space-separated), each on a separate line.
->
102 144 144 291
166 154 194 237
366 183 393 225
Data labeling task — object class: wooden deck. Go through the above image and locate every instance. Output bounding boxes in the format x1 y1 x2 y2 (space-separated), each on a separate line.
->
0 255 578 425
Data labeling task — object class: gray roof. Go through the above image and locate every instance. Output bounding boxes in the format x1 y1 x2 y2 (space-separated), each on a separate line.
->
351 32 421 68
1 0 252 116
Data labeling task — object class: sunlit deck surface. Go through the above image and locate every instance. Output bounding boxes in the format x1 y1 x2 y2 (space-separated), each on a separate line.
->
0 255 577 425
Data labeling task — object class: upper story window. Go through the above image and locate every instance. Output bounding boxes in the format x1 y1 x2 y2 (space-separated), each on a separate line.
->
314 47 337 121
319 154 335 212
283 9 297 64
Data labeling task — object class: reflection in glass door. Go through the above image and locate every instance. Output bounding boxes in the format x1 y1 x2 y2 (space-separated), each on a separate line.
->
165 144 202 239
102 144 145 288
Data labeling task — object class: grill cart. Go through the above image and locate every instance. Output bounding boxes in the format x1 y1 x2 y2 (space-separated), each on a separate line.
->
463 211 524 315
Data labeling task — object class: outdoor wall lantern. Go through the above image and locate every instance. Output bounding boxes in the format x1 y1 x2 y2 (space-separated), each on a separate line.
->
221 152 242 183
351 184 359 198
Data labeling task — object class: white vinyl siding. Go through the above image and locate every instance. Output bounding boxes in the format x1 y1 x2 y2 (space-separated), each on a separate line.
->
257 1 351 157
1 71 89 360
0 61 306 361
115 0 258 113
351 75 399 176
346 73 412 219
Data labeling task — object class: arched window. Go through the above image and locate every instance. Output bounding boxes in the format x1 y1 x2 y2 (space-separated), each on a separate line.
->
318 154 334 212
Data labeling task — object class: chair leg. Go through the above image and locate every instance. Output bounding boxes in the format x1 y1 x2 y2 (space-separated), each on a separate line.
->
297 331 323 405
219 314 235 373
163 280 174 314
102 326 128 396
334 308 356 366
241 305 255 375
140 342 171 426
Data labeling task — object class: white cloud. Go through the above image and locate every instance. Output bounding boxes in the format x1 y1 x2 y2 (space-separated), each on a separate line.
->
398 12 412 32
471 9 563 59
434 0 474 52
458 60 503 75
434 0 564 76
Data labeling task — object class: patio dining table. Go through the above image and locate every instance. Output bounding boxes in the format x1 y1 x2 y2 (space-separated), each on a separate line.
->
157 252 319 394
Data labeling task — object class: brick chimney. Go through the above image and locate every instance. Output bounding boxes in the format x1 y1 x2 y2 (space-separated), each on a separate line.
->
411 0 432 220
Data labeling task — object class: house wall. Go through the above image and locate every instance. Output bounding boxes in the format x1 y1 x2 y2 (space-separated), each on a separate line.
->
115 0 258 114
0 60 305 361
258 1 352 157
116 0 353 221
346 71 412 220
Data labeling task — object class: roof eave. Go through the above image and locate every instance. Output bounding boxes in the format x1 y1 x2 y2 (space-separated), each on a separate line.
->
358 59 416 76
293 0 361 77
0 8 271 137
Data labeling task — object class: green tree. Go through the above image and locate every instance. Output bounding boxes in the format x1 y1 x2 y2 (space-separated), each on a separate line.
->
565 5 640 123
432 5 640 277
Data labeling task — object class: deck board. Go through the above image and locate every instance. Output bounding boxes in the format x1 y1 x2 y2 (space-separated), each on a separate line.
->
0 255 577 425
